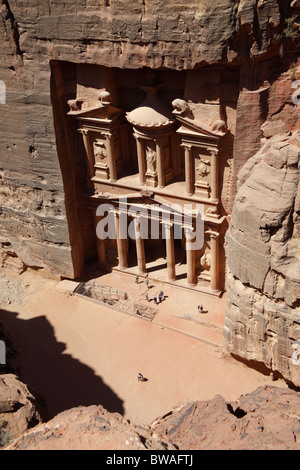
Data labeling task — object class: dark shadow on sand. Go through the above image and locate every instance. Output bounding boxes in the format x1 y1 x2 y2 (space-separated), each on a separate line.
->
0 308 124 420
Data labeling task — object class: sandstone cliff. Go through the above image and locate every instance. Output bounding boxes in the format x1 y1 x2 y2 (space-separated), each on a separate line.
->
224 130 300 387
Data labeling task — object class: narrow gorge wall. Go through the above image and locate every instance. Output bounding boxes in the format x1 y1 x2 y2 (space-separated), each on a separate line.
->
224 129 300 387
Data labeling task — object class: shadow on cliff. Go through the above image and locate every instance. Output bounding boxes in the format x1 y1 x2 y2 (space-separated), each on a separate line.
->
0 308 125 420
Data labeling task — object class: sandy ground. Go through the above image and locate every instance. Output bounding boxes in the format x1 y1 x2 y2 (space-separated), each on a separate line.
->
0 269 288 426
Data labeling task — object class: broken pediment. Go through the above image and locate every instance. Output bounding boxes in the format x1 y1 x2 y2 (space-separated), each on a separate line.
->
67 90 124 124
172 99 227 139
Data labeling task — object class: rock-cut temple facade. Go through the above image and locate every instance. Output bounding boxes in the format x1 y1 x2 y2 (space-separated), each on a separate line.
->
67 73 228 295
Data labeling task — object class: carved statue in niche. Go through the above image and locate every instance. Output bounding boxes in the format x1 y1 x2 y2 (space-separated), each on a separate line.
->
200 251 211 274
146 146 157 174
94 140 107 165
197 157 211 181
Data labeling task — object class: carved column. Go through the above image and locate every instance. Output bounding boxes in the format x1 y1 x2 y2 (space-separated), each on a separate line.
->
134 217 147 274
207 230 220 292
93 212 106 265
78 128 94 189
155 139 165 188
134 134 146 185
208 148 219 202
114 211 128 269
106 133 117 183
163 222 176 282
186 227 196 286
182 144 194 196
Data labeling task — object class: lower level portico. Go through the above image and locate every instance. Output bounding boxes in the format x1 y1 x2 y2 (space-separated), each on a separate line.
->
90 192 226 296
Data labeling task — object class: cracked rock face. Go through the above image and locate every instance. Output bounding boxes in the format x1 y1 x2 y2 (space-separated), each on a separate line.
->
152 386 300 450
224 132 300 387
4 384 300 450
3 402 177 451
0 374 43 447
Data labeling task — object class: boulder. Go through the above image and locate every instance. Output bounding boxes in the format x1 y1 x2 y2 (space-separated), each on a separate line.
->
0 374 42 448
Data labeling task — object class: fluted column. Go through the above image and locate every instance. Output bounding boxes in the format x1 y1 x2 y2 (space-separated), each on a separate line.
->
134 217 147 274
78 128 94 189
207 230 220 292
155 139 165 188
106 133 117 183
208 148 219 202
93 212 106 265
114 211 128 269
182 144 194 196
163 222 176 282
134 133 146 185
186 227 196 286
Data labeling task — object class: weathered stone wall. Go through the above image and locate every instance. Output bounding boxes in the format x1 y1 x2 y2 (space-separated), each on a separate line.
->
0 0 299 279
224 130 300 387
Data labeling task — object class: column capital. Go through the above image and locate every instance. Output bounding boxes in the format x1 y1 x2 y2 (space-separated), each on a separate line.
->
207 147 219 157
133 132 142 141
181 143 193 151
206 229 219 240
133 215 143 224
185 226 196 244
162 221 173 230
78 128 89 135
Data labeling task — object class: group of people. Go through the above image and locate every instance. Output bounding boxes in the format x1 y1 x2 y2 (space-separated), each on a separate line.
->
135 276 207 314
135 275 165 305
145 290 165 304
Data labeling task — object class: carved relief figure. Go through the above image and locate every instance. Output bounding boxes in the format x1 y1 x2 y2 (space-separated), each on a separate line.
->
201 252 211 273
94 140 107 165
197 157 211 180
146 146 157 174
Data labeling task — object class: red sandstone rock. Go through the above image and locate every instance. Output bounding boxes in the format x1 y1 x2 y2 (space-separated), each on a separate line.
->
152 386 300 450
261 120 289 139
4 403 176 451
225 131 300 387
3 385 300 450
0 374 42 448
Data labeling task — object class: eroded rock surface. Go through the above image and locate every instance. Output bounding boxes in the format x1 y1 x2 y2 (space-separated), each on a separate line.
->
152 386 300 450
3 385 300 450
4 403 176 451
0 374 42 448
224 131 300 387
